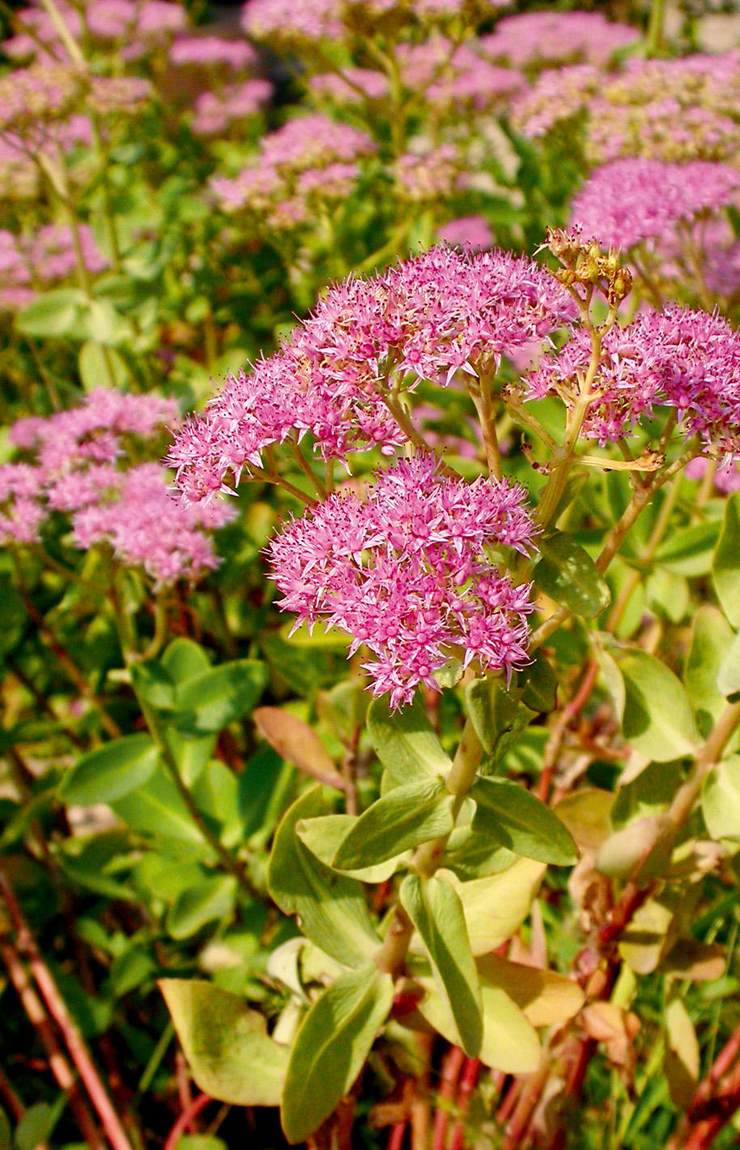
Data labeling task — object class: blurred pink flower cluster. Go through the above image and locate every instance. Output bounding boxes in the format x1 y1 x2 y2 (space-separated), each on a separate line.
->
4 1 186 62
480 10 637 70
268 454 535 707
1 391 233 583
0 225 108 310
211 113 374 221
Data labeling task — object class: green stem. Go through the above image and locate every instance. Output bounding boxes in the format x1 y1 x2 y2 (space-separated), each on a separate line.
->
646 0 666 58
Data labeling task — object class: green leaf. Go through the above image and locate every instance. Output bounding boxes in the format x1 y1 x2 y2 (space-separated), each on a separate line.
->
471 777 578 865
618 651 700 761
281 964 393 1144
162 638 211 682
16 288 86 337
367 694 452 788
654 521 719 577
534 531 611 617
15 1103 54 1150
464 676 521 755
78 341 130 390
717 632 740 700
713 492 740 626
297 814 410 883
160 979 288 1105
664 997 699 1108
400 874 482 1056
268 788 380 968
59 734 159 805
438 859 545 954
554 789 614 852
418 972 539 1073
685 606 734 735
166 875 238 939
702 757 740 843
0 1106 9 1150
645 568 689 624
110 763 204 845
173 660 267 734
130 659 176 711
520 652 558 713
333 779 455 871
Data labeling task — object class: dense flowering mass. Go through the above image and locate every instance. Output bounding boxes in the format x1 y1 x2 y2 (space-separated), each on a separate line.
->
168 244 573 502
529 306 740 454
4 1 186 61
211 113 373 215
570 159 740 250
480 10 637 69
241 0 507 44
2 392 232 583
268 454 536 707
515 51 740 164
170 35 257 71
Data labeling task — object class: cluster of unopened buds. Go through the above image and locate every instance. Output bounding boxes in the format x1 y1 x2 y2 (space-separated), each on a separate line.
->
545 227 632 309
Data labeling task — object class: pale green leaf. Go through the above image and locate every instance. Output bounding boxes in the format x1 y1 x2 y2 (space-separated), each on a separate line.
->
367 694 452 789
281 965 393 1144
59 734 159 805
333 778 455 871
619 650 699 761
268 788 380 968
437 859 545 955
702 757 740 843
685 606 734 735
160 979 288 1106
713 493 740 626
400 874 482 1056
471 777 578 865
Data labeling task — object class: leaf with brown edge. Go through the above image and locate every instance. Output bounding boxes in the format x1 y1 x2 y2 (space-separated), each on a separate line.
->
476 954 584 1027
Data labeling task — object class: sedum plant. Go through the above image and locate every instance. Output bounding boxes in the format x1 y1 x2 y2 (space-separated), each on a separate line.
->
157 228 740 1146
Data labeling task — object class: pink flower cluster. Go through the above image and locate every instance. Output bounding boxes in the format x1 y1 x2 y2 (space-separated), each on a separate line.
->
515 52 740 164
268 454 536 707
2 391 232 583
393 144 460 202
211 113 374 217
571 159 739 250
4 1 186 62
438 215 493 250
398 39 523 111
168 244 573 502
191 79 271 137
170 35 257 72
529 306 740 455
480 11 637 69
0 225 108 310
241 0 483 44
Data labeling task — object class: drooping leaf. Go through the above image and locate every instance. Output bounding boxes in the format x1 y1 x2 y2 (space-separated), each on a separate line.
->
685 606 734 735
268 788 380 968
59 734 159 805
554 789 614 852
160 979 288 1106
618 650 699 762
476 954 584 1026
367 694 452 789
702 757 740 843
438 860 545 955
254 707 344 788
400 873 482 1056
713 492 740 626
281 965 393 1144
534 531 611 617
471 777 578 865
664 997 699 1108
333 778 455 871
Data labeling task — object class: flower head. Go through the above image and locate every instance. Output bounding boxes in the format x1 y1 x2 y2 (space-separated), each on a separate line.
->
529 305 740 454
268 454 536 707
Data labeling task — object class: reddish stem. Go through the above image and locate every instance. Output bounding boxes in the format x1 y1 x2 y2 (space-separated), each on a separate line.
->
449 1058 481 1150
164 1092 213 1150
432 1046 465 1150
0 873 132 1150
387 1122 407 1150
